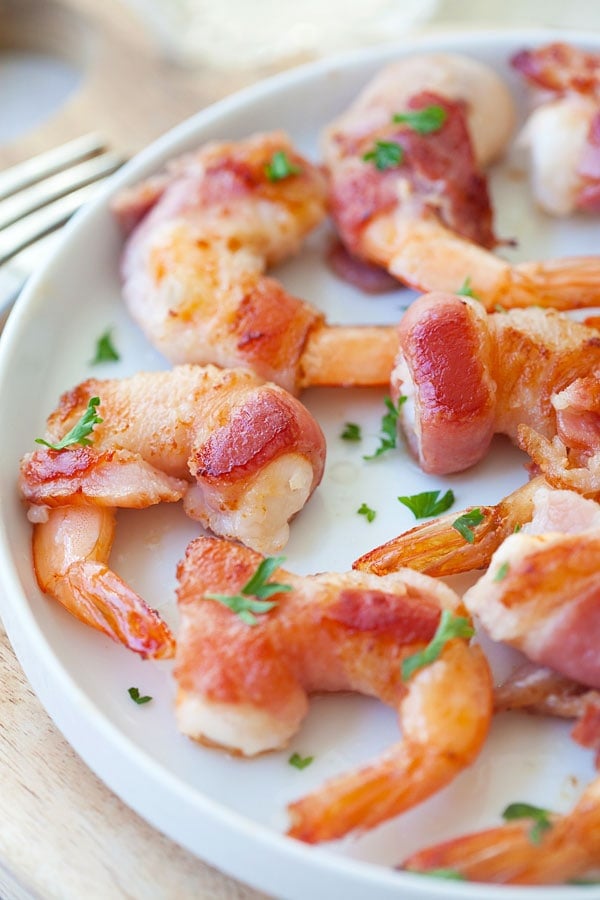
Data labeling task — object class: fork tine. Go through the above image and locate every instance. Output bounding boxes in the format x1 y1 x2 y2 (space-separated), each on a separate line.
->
0 180 111 267
0 133 108 202
0 152 125 231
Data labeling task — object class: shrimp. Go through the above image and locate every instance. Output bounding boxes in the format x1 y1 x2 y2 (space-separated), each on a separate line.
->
512 42 600 215
174 535 493 842
322 52 516 173
354 476 543 578
19 365 326 657
114 131 398 394
324 56 600 311
389 291 600 479
402 775 600 884
358 479 600 691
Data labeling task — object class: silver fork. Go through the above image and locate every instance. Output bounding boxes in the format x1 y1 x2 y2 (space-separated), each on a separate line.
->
0 134 125 320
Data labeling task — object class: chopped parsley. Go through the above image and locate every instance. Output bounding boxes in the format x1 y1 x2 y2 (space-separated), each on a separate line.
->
128 687 152 705
357 502 376 523
392 104 447 134
340 422 362 442
493 561 510 582
35 396 103 450
264 150 301 182
502 802 553 845
401 609 474 681
205 555 292 625
513 523 522 533
416 868 467 881
398 489 455 519
363 140 404 170
289 752 314 770
91 329 120 364
363 395 406 459
457 276 480 300
452 508 485 543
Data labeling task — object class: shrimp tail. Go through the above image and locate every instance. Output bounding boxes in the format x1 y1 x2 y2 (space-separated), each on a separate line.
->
403 776 600 884
52 559 175 659
354 478 541 577
287 642 492 843
507 257 600 311
33 506 175 659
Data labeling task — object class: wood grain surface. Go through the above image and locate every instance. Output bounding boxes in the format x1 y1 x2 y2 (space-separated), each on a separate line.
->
0 626 267 900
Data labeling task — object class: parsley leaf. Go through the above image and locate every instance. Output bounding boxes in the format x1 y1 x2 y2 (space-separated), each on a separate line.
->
340 422 362 441
417 869 467 881
363 140 404 170
35 397 103 450
128 686 152 705
493 561 510 582
91 329 120 364
363 395 406 459
264 150 301 182
457 277 481 300
205 555 292 626
502 802 553 845
398 489 455 519
452 508 485 543
289 752 314 770
357 502 376 523
401 609 474 681
392 104 447 134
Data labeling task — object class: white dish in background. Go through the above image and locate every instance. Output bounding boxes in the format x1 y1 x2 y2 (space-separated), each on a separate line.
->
0 30 598 900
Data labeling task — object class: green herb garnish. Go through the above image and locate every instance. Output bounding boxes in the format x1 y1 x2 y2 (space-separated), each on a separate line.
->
513 523 522 533
452 508 485 543
502 802 553 845
416 869 467 881
264 150 301 182
128 687 152 705
341 422 362 442
91 329 120 364
363 140 404 170
398 489 455 519
35 397 103 450
289 752 314 770
392 104 447 134
363 395 406 459
493 561 510 582
357 502 376 523
205 556 292 626
457 277 480 300
401 609 474 681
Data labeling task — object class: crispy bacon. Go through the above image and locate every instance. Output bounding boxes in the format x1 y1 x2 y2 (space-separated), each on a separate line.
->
328 91 498 256
326 239 401 293
511 42 600 96
395 293 497 474
324 588 440 642
192 386 325 488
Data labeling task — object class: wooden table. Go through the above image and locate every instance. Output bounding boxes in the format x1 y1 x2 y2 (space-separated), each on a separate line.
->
0 627 265 900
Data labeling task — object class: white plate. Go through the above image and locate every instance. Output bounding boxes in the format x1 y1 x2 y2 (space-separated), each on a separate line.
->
0 29 598 900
